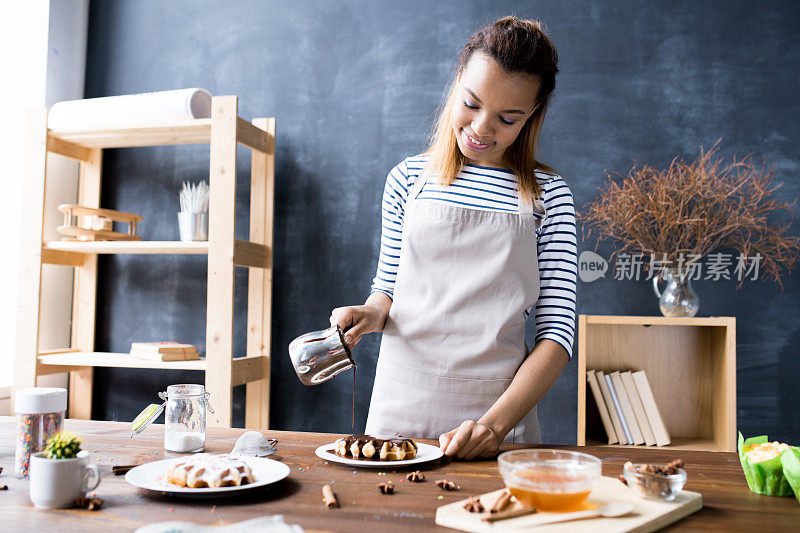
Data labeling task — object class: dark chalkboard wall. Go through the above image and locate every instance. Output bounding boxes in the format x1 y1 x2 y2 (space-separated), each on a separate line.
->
86 1 800 443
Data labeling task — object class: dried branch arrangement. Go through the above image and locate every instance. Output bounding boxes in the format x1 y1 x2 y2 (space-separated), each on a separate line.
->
580 140 799 286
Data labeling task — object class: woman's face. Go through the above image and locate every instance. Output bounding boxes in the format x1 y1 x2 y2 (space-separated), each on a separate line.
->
450 52 540 168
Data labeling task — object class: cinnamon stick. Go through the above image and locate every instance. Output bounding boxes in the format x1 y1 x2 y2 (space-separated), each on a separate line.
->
481 505 537 522
112 464 138 475
322 484 339 508
489 489 512 513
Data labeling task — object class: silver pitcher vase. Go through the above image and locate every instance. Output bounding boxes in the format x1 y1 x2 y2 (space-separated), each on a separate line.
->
652 267 699 317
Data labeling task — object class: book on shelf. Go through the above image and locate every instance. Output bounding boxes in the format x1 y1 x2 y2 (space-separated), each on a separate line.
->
589 368 671 447
621 371 656 446
632 370 671 446
604 373 633 444
130 342 198 362
609 371 644 445
586 370 618 444
596 370 628 445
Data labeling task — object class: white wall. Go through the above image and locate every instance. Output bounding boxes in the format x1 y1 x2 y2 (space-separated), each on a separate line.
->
0 0 88 410
40 0 89 352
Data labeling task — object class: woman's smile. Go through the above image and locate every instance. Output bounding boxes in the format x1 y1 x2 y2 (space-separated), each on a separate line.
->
463 129 493 151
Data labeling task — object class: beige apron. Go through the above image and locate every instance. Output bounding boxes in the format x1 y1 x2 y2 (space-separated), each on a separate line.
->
365 169 546 444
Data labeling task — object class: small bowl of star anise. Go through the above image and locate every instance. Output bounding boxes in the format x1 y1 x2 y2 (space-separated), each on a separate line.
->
623 460 686 501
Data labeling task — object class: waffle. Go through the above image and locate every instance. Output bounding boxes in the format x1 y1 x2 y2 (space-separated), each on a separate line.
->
333 434 418 461
165 453 255 488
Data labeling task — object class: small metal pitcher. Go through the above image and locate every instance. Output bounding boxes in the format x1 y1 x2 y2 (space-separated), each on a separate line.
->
288 325 354 385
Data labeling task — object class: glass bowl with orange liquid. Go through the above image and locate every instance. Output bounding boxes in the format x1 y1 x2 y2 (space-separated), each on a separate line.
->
498 449 602 512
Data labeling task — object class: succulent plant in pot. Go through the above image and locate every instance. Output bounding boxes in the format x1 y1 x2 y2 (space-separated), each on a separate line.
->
44 431 82 459
29 431 100 509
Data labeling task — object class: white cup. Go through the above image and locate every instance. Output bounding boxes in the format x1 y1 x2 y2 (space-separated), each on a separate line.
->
29 450 100 509
178 212 208 241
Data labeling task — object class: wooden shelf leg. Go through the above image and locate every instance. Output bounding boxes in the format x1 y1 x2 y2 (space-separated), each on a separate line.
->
68 147 102 419
576 315 588 446
206 96 238 428
13 108 48 403
245 117 275 430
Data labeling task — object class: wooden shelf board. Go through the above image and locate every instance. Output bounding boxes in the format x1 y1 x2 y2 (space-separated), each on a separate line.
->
583 315 733 327
37 352 269 386
48 117 273 152
584 437 723 452
38 352 207 370
49 119 213 148
43 240 269 268
44 240 210 255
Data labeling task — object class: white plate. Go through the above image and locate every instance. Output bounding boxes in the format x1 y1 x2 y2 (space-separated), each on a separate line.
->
125 456 290 497
315 441 443 468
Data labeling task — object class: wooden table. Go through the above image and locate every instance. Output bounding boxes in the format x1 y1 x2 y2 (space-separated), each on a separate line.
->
0 418 797 532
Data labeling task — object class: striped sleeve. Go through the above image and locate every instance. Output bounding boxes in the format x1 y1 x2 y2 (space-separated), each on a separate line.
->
370 159 411 299
532 175 577 359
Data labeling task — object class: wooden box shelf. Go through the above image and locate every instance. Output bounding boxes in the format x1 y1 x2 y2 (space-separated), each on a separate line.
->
577 315 736 452
15 96 275 430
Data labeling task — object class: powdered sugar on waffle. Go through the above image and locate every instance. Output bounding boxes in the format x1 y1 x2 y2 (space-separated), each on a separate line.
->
164 453 255 488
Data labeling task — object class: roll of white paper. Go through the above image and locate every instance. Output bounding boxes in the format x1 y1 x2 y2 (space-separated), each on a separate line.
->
47 88 213 130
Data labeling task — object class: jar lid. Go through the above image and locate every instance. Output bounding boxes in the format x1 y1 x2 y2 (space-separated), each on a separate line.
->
131 402 165 435
14 387 67 414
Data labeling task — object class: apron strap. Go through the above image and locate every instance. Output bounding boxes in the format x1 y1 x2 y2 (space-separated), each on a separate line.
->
409 169 430 200
517 189 534 216
516 189 546 220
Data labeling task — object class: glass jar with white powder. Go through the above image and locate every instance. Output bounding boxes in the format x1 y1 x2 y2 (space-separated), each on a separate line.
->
164 384 212 453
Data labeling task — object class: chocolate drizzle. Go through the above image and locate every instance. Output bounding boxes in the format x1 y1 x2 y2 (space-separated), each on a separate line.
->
337 325 356 430
342 434 418 454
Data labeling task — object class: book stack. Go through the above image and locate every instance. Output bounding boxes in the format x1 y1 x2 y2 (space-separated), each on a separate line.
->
130 342 199 362
586 369 670 446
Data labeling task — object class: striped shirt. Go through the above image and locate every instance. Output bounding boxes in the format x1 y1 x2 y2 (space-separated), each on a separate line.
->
371 155 577 358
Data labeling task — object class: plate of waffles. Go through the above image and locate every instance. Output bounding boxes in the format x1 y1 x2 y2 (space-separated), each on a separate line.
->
315 434 444 468
125 453 290 497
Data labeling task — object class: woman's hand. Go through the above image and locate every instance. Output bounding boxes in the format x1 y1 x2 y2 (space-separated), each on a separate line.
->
329 293 391 348
438 420 501 460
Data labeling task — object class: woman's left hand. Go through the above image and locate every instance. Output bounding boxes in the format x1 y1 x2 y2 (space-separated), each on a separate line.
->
438 420 501 460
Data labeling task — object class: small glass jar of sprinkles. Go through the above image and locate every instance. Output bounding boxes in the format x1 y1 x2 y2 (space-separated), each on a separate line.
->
14 387 67 478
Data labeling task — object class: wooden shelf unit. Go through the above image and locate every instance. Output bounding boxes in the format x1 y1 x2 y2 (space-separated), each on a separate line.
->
577 315 736 452
14 96 275 430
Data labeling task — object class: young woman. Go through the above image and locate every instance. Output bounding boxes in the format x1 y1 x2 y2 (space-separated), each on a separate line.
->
330 16 576 460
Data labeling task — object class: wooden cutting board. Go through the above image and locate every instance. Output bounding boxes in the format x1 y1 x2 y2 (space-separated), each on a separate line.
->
435 476 702 532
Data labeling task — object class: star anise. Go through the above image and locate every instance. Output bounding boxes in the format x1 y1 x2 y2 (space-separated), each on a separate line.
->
378 482 394 494
463 496 484 513
406 470 425 482
435 479 458 491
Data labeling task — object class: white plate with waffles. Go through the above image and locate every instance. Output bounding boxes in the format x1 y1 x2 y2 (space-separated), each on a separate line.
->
315 441 444 468
125 454 290 497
